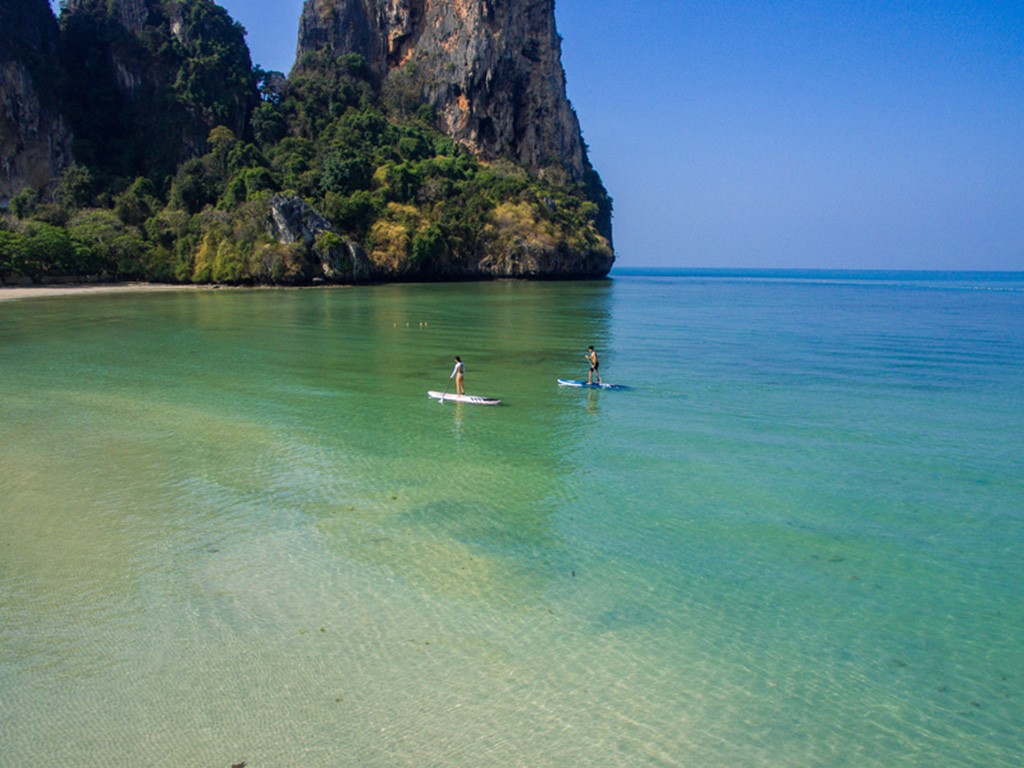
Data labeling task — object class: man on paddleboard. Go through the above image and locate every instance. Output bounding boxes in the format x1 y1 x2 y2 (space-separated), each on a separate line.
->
451 356 465 395
587 346 602 385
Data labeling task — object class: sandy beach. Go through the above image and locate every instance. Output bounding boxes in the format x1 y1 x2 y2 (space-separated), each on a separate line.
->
0 282 221 302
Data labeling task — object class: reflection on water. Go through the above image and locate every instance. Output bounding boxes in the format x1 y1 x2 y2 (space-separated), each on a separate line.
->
449 401 465 439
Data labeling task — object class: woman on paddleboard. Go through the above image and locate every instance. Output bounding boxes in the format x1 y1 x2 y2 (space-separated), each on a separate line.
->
451 356 465 395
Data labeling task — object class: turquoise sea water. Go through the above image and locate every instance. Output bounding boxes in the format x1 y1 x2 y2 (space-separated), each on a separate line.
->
1 271 1022 766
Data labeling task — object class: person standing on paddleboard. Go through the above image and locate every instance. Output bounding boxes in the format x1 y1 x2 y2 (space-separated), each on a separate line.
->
451 356 465 395
586 346 602 385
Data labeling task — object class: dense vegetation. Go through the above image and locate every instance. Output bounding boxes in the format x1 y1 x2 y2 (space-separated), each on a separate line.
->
1 1 612 284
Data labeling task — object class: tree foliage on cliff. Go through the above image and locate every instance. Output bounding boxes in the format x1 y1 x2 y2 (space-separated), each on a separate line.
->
1 1 612 283
57 0 256 185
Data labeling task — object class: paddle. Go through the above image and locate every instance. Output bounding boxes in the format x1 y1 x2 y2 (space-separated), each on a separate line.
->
438 380 452 403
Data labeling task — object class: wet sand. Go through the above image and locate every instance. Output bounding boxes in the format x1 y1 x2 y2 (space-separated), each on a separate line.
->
0 283 218 302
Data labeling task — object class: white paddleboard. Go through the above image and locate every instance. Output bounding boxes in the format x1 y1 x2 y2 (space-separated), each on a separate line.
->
557 379 628 390
428 390 501 405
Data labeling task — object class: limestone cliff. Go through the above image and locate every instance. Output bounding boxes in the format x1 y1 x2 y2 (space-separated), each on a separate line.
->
0 0 74 206
295 0 590 184
2 0 612 284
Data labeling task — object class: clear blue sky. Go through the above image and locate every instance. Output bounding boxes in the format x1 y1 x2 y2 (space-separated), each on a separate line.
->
54 0 1024 270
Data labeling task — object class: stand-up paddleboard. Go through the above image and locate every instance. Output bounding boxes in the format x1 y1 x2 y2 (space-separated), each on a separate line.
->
557 379 628 390
428 390 501 405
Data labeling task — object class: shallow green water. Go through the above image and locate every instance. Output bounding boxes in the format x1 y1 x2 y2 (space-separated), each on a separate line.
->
1 274 1022 766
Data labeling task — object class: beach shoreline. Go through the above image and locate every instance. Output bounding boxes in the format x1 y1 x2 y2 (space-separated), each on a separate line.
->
0 282 230 302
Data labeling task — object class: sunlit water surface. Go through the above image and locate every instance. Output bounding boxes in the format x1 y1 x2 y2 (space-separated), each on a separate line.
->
1 272 1022 766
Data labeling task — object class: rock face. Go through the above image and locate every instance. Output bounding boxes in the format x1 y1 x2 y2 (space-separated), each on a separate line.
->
64 0 151 33
270 194 372 282
296 0 589 183
58 0 255 179
1 0 255 200
0 0 74 206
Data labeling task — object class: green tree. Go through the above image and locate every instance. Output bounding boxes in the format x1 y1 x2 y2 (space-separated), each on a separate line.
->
410 224 446 268
383 162 422 204
208 125 238 176
221 167 277 207
284 52 374 138
321 152 373 196
56 164 96 211
267 137 318 195
322 108 391 159
322 190 383 241
68 209 149 276
172 1 257 130
114 177 159 226
169 156 221 214
10 188 38 219
252 100 288 147
227 142 269 175
22 222 83 276
0 231 27 274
